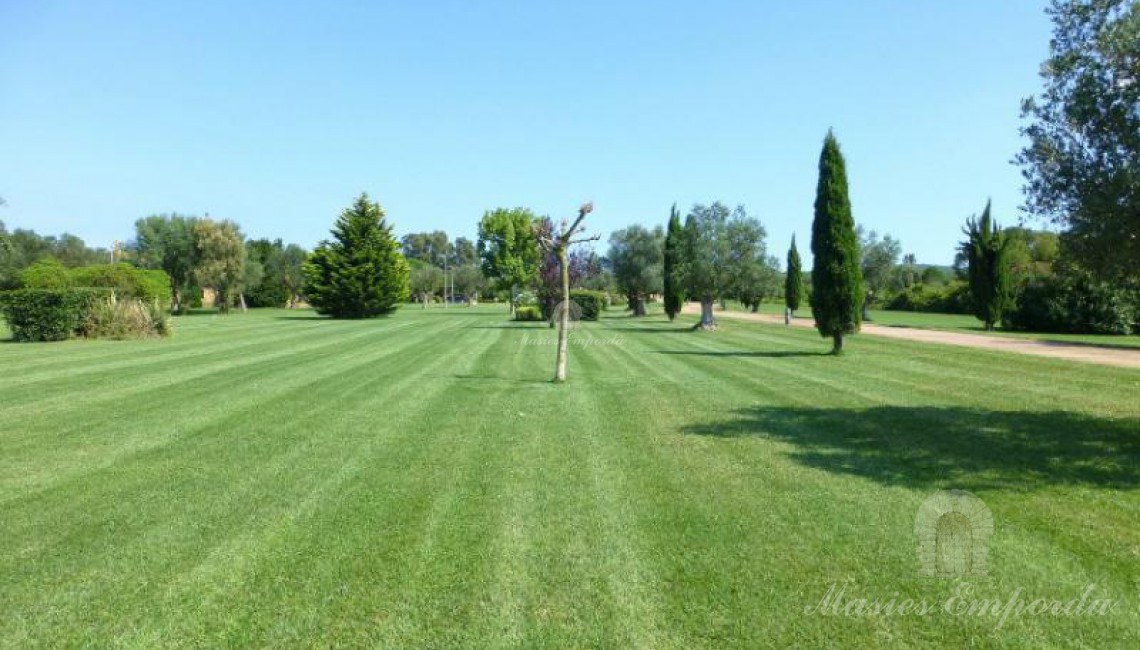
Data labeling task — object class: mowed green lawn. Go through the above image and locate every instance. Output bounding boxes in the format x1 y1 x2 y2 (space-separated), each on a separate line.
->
1 307 1138 648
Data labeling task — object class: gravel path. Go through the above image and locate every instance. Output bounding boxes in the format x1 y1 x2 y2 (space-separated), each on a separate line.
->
684 305 1140 369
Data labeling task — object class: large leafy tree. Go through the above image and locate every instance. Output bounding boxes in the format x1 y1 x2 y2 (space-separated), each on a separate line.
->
477 207 540 313
133 214 199 312
810 131 863 354
724 214 772 312
1017 0 1140 281
303 193 410 318
401 231 451 266
192 219 246 313
451 263 487 304
857 227 902 316
960 201 1011 330
784 235 805 316
608 224 664 316
409 259 445 307
663 205 685 321
682 202 763 329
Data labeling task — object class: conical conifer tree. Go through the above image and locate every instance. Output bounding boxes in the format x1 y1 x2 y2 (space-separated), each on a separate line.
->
303 193 410 318
810 131 863 354
663 204 685 321
784 235 805 316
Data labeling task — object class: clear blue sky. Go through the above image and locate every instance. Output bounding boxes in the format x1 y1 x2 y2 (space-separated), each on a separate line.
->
1 1 1052 265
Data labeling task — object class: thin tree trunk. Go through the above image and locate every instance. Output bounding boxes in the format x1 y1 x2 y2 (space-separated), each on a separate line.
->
554 245 570 382
832 333 844 355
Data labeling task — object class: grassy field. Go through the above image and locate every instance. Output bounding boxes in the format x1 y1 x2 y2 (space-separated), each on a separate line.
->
1 306 1138 648
724 300 1140 349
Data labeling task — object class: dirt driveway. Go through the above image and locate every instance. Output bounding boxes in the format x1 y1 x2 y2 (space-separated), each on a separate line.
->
681 305 1140 369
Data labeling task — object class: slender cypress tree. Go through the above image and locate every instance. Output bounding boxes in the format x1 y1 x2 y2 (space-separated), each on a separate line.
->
959 200 1010 330
663 204 685 321
784 235 805 317
810 131 863 354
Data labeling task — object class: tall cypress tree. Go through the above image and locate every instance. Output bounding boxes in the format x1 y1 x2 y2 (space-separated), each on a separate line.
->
303 193 410 318
810 131 863 354
663 204 685 321
960 200 1010 330
784 235 805 317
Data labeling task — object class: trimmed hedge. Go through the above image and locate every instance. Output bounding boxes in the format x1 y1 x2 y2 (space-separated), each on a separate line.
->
569 289 606 321
514 305 543 321
0 288 109 342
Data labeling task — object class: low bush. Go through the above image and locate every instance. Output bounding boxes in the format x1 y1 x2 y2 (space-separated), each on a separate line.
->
883 281 971 314
0 288 108 342
19 259 74 290
1004 273 1136 335
569 289 606 321
514 305 543 321
80 295 173 339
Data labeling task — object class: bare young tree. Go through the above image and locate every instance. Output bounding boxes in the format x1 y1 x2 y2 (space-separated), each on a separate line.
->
535 202 598 383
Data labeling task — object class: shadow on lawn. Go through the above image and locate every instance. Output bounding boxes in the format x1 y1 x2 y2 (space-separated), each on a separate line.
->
654 350 827 358
683 405 1140 490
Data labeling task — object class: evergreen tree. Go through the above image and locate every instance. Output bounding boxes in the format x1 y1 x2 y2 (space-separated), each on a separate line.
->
303 193 410 318
784 235 805 315
959 200 1010 330
809 131 863 354
663 204 685 320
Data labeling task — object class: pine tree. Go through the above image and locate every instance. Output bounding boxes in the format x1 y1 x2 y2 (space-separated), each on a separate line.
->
810 131 863 354
959 200 1010 330
663 204 685 321
784 235 805 316
303 193 410 318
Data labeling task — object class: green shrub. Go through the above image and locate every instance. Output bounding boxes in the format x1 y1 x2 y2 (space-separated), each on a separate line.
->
884 281 971 314
80 296 173 339
569 289 606 321
0 288 106 342
514 305 543 321
1004 273 1136 335
69 263 171 305
19 258 74 289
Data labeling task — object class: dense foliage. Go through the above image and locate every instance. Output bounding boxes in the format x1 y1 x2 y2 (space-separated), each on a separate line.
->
682 202 768 329
477 208 540 312
303 194 410 318
959 202 1011 330
810 132 863 353
1004 270 1137 335
1017 0 1140 281
568 289 606 321
884 281 972 314
0 288 106 341
607 225 663 316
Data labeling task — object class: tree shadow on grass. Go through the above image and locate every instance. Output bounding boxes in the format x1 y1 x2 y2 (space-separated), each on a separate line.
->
653 350 828 358
682 406 1140 490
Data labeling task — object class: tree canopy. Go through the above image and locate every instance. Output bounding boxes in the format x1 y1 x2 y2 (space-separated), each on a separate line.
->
1017 0 1140 281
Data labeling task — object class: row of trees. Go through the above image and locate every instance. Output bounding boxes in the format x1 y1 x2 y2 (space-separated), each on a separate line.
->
132 215 307 313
